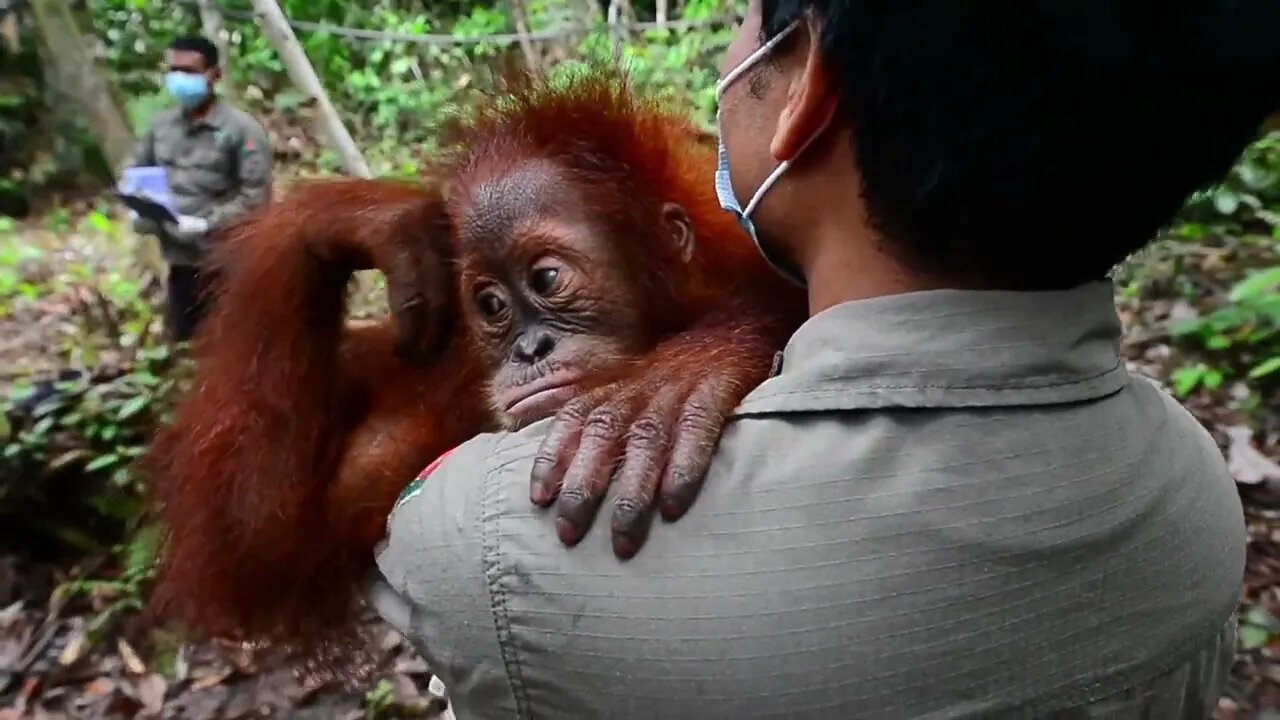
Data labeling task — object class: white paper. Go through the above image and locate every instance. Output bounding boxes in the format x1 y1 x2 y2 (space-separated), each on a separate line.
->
118 165 177 216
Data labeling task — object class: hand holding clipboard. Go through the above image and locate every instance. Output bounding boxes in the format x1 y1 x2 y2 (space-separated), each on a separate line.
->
115 191 179 224
116 166 179 225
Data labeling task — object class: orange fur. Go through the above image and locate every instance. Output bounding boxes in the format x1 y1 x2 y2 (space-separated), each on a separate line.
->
142 63 806 675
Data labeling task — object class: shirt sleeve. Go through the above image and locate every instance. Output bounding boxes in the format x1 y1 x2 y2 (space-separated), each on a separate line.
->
204 117 273 229
370 432 523 717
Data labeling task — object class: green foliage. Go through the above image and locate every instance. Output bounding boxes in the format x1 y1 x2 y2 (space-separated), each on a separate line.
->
0 212 176 563
1 345 179 553
58 522 162 641
576 0 732 129
83 0 741 170
363 679 397 719
1161 131 1280 402
1184 131 1280 227
1239 604 1280 651
0 14 47 216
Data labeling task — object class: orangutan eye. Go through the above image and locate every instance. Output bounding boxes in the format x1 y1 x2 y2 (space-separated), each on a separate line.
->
529 266 560 295
475 290 507 318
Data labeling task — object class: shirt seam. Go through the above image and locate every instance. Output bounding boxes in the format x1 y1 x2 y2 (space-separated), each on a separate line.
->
737 362 1126 413
479 438 535 719
777 360 1123 392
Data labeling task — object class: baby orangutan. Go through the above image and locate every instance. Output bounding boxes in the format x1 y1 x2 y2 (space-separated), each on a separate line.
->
143 64 808 674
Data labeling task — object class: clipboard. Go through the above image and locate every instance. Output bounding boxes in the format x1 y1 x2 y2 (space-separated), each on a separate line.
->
115 191 178 224
116 165 178 224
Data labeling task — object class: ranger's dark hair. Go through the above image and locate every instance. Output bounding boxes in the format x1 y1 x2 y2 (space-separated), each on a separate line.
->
168 35 219 70
760 1 1280 290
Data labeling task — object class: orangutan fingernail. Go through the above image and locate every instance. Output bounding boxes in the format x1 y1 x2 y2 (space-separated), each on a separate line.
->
530 484 549 505
555 517 579 545
612 534 636 560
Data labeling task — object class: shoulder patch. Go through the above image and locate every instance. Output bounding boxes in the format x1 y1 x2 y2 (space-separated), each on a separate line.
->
387 447 459 530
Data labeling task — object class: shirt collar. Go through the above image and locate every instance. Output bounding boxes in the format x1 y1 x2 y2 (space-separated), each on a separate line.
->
735 281 1129 415
185 98 228 130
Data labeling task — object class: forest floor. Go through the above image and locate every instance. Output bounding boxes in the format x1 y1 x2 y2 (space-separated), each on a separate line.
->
0 558 449 719
1 216 1279 718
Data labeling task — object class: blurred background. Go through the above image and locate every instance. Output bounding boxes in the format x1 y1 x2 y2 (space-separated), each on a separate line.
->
0 0 1278 717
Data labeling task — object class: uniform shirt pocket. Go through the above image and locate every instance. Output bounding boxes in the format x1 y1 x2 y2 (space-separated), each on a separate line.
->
189 143 232 195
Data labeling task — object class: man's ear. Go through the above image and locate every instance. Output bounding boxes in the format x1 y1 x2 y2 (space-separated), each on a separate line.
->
770 16 839 162
662 202 695 263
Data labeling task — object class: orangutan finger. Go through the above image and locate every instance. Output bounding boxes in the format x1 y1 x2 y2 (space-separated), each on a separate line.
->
554 397 641 546
657 379 735 521
530 391 599 507
609 385 683 559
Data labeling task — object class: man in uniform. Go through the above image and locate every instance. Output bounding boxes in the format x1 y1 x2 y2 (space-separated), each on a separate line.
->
127 35 272 342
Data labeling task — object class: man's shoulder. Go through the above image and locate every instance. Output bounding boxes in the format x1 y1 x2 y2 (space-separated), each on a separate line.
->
376 427 545 613
382 427 544 549
216 103 269 139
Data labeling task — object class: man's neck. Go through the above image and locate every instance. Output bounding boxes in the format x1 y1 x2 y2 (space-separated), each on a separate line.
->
791 208 950 317
183 95 217 122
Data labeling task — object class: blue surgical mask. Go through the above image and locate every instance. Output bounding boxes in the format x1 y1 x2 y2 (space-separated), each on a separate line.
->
714 20 818 288
165 71 211 109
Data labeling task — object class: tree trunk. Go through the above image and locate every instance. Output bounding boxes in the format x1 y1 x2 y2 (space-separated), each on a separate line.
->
507 0 541 74
248 0 370 178
607 0 634 41
29 0 134 173
656 0 668 28
196 0 239 104
0 9 19 54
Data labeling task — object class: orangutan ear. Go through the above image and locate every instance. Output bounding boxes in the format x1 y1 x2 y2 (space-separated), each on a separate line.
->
663 202 695 263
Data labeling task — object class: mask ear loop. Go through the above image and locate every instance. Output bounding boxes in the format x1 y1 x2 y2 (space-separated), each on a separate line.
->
715 20 801 100
743 114 833 217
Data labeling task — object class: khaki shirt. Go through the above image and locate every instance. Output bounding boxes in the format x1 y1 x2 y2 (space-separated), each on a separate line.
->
369 282 1244 719
128 100 272 266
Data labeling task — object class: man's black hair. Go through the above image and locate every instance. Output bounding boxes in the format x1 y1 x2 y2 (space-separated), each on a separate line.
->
759 1 1280 290
168 35 219 70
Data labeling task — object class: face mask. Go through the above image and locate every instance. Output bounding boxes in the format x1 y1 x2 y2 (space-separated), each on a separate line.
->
165 71 210 109
714 20 818 287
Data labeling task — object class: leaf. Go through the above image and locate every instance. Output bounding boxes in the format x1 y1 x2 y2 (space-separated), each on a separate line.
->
189 669 232 691
134 673 166 717
1203 368 1225 391
1224 425 1280 485
116 394 150 421
123 524 160 577
1170 365 1205 397
1213 189 1240 216
31 415 55 436
58 628 88 667
83 453 121 473
46 449 92 473
1249 356 1280 379
1244 605 1280 632
1240 623 1271 650
81 677 116 700
1229 266 1280 303
85 211 114 234
118 638 147 675
1205 334 1232 350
